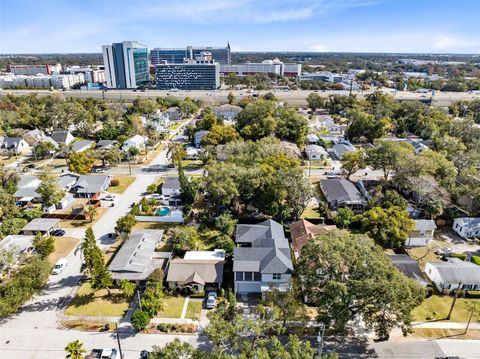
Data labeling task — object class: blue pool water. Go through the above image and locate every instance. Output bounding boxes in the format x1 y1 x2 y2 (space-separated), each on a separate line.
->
156 207 170 217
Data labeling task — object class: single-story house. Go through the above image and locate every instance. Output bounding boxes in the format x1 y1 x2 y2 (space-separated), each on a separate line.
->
185 146 200 160
71 139 94 153
161 176 181 206
109 230 165 283
289 219 337 257
194 130 209 148
452 217 480 239
24 129 45 145
71 174 112 198
214 104 243 120
233 219 293 295
315 115 345 136
0 235 35 255
425 258 480 293
307 133 319 144
166 250 225 291
14 174 78 207
122 135 147 153
21 218 60 236
331 140 355 160
387 254 428 287
50 130 74 146
319 178 367 212
96 140 118 151
166 106 182 121
0 137 31 155
280 140 302 159
405 219 437 247
304 144 328 160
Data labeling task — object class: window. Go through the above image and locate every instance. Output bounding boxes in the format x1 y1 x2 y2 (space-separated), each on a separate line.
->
273 273 282 280
254 272 261 281
235 272 243 281
244 272 253 281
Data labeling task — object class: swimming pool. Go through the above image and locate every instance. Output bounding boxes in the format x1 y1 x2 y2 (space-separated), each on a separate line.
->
156 207 170 217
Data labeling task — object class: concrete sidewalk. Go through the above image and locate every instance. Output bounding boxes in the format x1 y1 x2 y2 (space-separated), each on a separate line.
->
413 321 480 329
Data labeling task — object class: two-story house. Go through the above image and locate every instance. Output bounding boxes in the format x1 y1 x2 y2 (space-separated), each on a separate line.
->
404 219 437 247
233 219 293 296
161 176 182 206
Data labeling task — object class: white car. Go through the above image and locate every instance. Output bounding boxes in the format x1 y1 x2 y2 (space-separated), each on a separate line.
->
52 258 68 274
206 291 218 309
101 194 115 201
101 348 118 359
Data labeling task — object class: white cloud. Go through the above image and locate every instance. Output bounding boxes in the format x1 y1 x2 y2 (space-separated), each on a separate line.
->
310 43 328 52
432 34 480 51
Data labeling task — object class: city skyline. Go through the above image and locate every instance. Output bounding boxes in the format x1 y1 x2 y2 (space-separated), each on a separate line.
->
1 0 480 54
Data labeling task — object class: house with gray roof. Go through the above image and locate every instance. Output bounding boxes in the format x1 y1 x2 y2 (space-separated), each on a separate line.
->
425 258 480 293
304 144 328 160
387 254 428 287
233 219 293 295
319 178 367 212
214 104 242 120
96 140 118 151
331 140 355 160
109 230 165 282
405 219 437 247
161 176 182 206
0 235 35 255
452 217 480 239
71 174 111 198
194 130 209 148
0 136 30 155
14 174 77 207
50 130 74 145
71 139 94 153
166 107 182 121
21 218 60 236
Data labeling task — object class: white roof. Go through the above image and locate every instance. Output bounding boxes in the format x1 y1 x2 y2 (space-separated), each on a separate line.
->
184 249 226 261
0 235 35 254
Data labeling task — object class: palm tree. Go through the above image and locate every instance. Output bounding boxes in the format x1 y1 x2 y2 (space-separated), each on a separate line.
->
86 205 98 223
65 340 86 359
119 279 136 298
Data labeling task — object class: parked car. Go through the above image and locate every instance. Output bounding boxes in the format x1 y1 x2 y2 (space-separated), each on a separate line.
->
206 291 218 309
100 349 118 359
435 247 455 256
92 167 105 173
51 228 66 236
101 194 115 201
26 163 36 169
52 258 68 275
149 193 162 200
140 350 150 359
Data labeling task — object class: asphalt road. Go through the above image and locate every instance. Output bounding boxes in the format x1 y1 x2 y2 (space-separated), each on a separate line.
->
2 88 479 107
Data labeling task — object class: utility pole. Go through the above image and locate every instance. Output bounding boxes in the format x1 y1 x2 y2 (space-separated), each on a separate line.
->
115 323 124 359
464 303 477 334
137 289 142 311
446 282 462 320
317 323 325 357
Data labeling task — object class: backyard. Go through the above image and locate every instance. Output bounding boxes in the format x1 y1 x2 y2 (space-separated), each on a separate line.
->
64 282 130 317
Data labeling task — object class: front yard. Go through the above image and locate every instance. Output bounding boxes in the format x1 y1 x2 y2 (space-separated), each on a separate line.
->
108 174 136 194
64 282 130 317
156 295 203 320
48 236 80 265
412 295 480 322
59 207 108 228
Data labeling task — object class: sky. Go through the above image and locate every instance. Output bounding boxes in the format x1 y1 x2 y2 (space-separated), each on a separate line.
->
1 0 480 54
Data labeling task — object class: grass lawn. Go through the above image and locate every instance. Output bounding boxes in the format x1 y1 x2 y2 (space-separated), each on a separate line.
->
301 206 323 219
406 239 449 270
180 160 203 169
59 207 108 228
0 156 18 166
412 328 480 340
185 299 202 320
169 122 182 130
48 236 80 265
109 174 136 194
156 295 186 318
133 221 178 231
62 320 116 332
412 295 480 322
64 282 130 317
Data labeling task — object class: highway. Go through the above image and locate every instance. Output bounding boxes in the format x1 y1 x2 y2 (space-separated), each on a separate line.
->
1 88 479 107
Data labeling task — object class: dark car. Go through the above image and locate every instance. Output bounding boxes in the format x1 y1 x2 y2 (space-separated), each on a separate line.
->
51 229 66 236
140 350 150 359
26 163 36 169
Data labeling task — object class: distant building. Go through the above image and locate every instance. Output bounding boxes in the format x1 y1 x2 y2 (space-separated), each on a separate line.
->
331 140 355 160
7 63 61 75
155 52 220 90
0 73 85 90
102 41 149 89
150 43 231 65
299 72 344 82
194 130 209 147
50 130 74 146
122 135 147 152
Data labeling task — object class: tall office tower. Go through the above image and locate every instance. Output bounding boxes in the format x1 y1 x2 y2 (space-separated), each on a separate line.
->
155 52 220 90
151 43 231 65
102 41 149 89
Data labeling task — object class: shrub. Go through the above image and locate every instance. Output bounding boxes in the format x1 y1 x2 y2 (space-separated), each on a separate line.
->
131 309 150 331
110 178 120 186
465 290 480 299
146 183 157 193
425 287 434 298
450 253 467 261
471 255 480 266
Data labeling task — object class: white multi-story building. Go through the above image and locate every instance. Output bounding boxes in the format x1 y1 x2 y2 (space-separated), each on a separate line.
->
220 58 300 77
0 73 85 89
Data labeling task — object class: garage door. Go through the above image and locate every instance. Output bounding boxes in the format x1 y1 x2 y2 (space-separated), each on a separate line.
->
236 282 261 294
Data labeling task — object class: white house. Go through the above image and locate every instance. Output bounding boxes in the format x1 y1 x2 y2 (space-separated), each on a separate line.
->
425 258 480 293
161 176 182 206
186 146 200 160
452 217 480 239
50 130 74 146
306 133 319 144
122 135 147 153
0 137 31 155
71 139 94 153
404 219 437 247
214 104 243 120
304 144 328 160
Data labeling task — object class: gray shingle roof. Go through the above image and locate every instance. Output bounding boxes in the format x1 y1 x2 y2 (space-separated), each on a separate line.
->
22 218 59 232
71 140 93 152
73 175 111 194
163 176 181 191
0 235 35 254
96 140 118 150
234 220 293 274
109 230 164 280
429 258 480 285
387 254 427 285
320 178 366 205
50 130 71 144
166 259 224 285
414 219 437 231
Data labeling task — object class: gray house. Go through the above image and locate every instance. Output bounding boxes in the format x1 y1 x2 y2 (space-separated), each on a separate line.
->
319 178 367 212
387 254 428 287
233 219 293 296
50 130 74 145
425 258 480 293
71 175 112 198
109 230 165 283
194 130 209 148
71 139 94 153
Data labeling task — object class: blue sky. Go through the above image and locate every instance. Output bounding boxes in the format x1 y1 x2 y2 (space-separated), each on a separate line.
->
1 0 480 54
